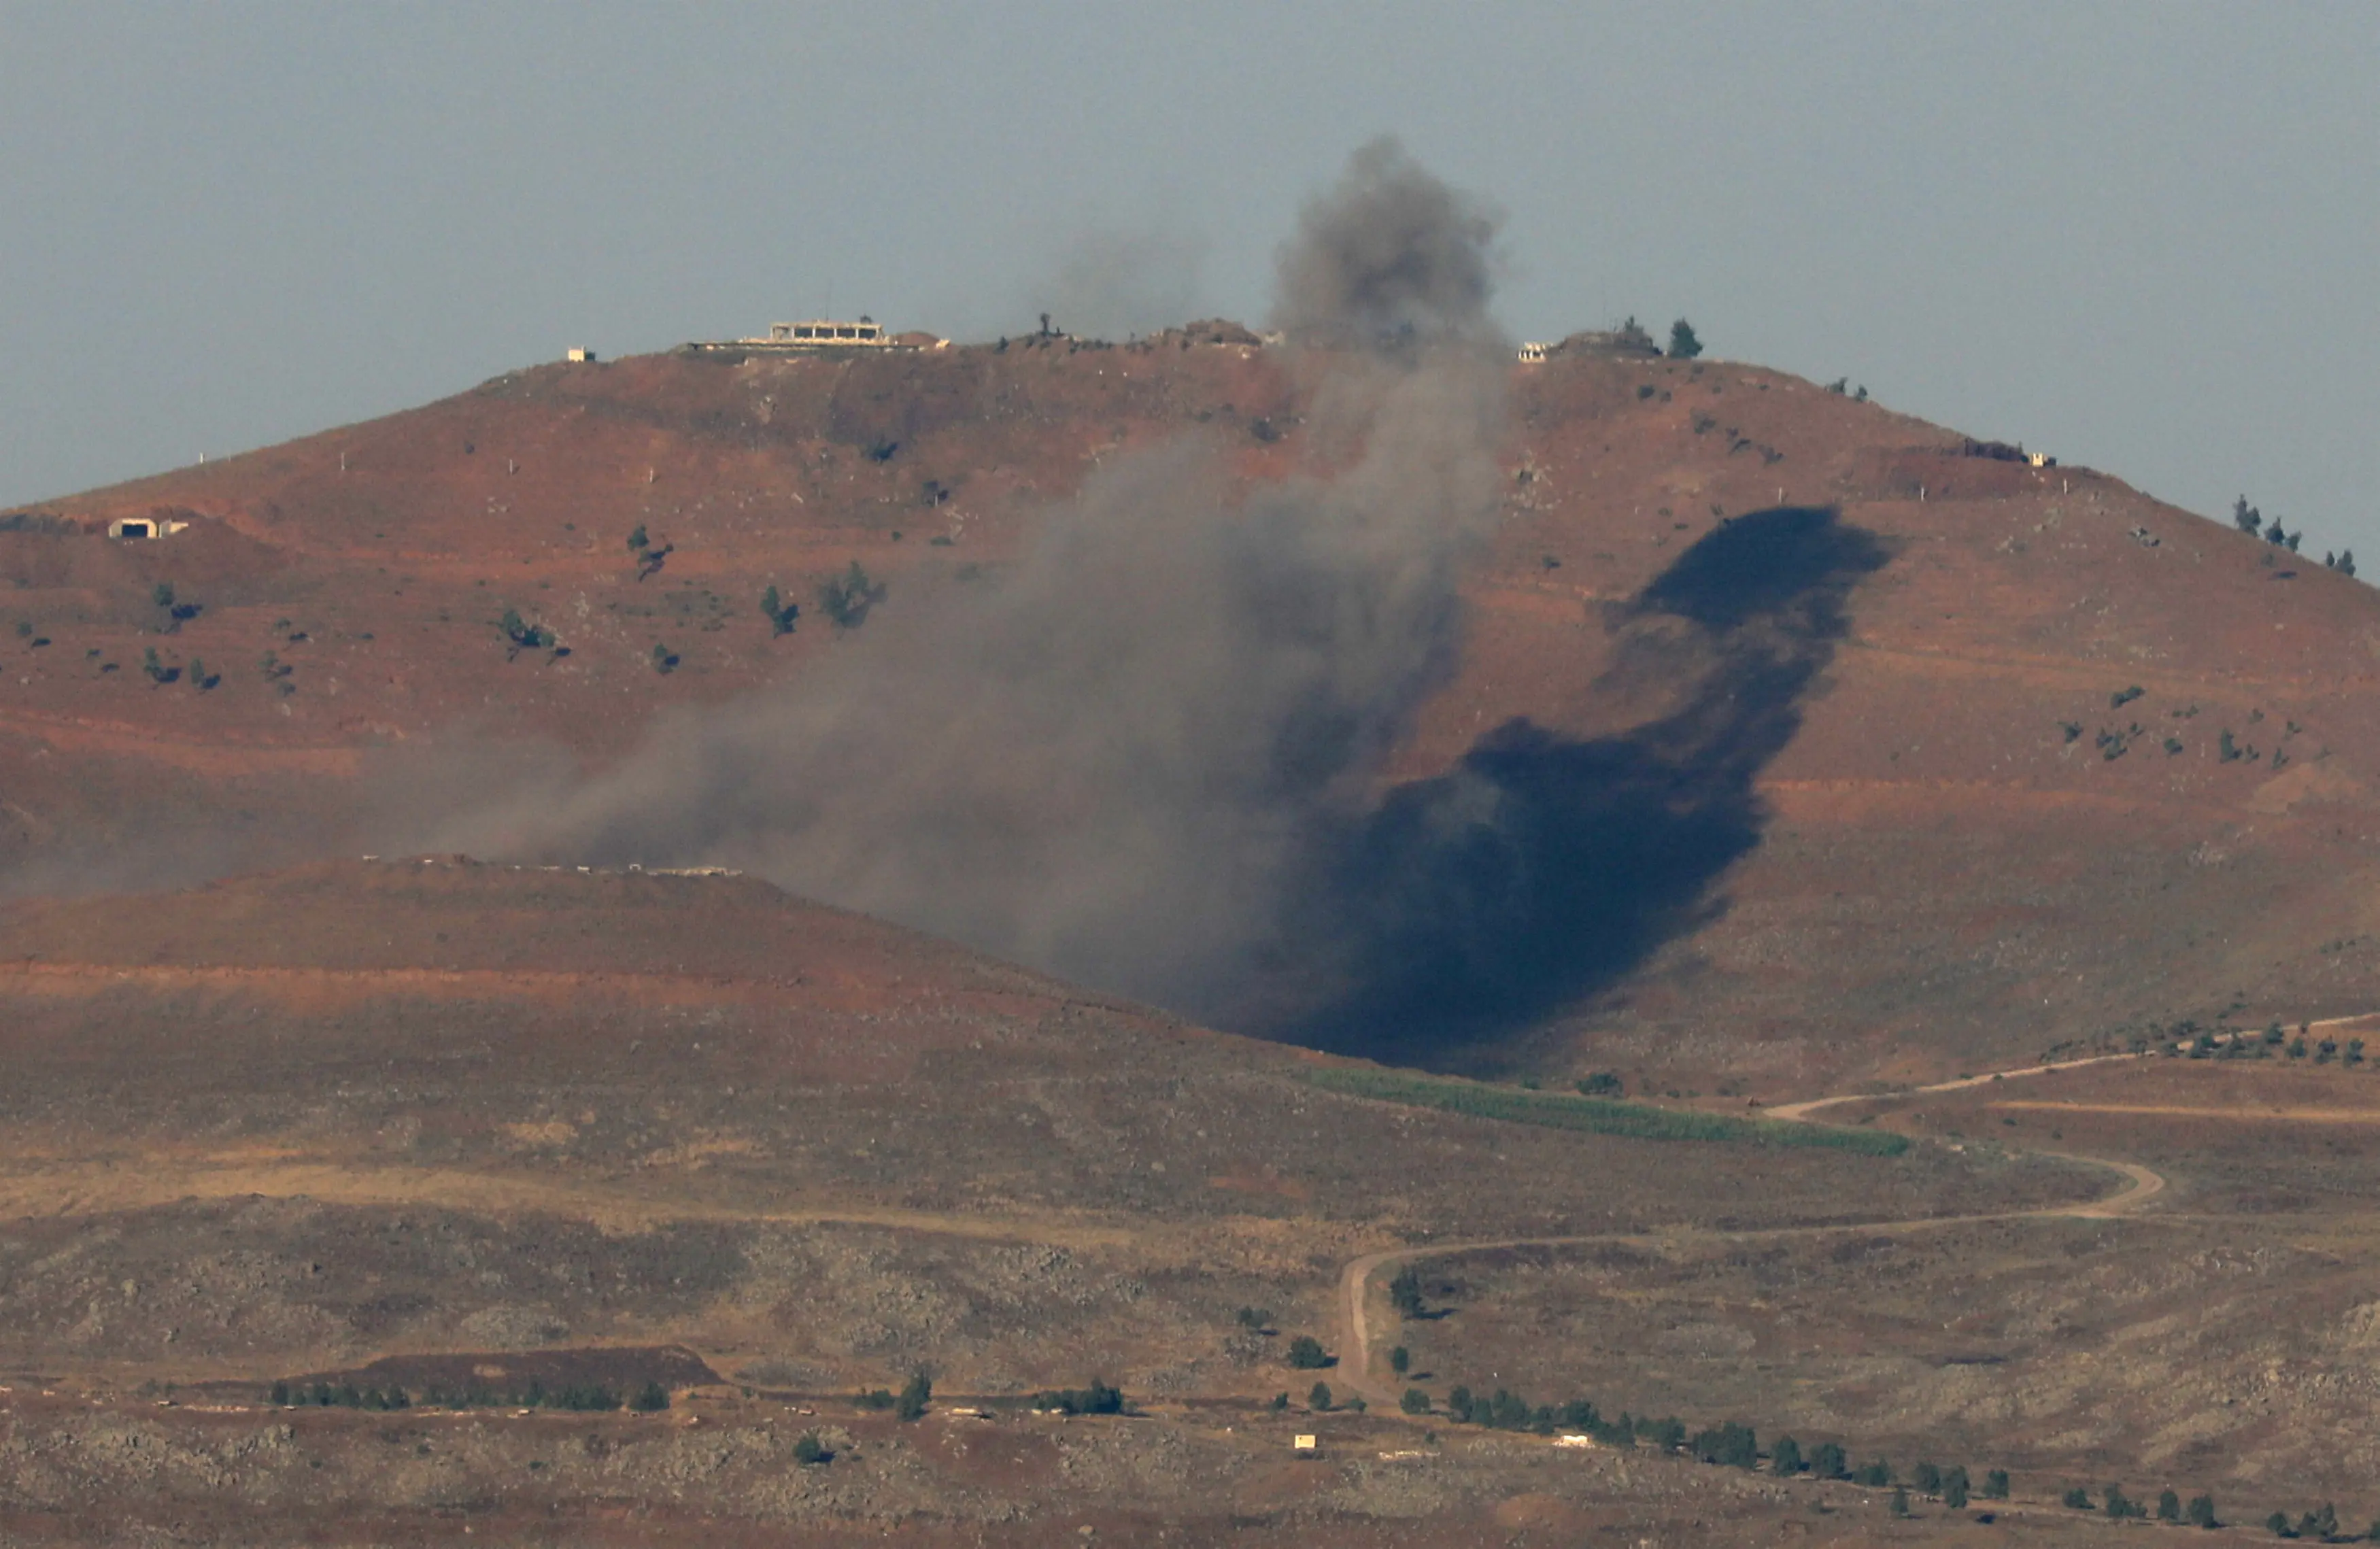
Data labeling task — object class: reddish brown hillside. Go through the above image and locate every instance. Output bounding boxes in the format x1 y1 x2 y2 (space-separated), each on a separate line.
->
7 337 2379 1083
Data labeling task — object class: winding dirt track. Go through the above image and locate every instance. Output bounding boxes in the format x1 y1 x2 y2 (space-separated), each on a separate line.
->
1334 1054 2170 1410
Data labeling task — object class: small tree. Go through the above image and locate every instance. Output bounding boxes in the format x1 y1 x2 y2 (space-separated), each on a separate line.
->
2234 497 2264 536
1667 319 1703 360
1400 1387 1431 1414
1771 1436 1805 1476
630 1380 669 1412
2063 1486 2094 1510
1388 1265 1426 1319
1308 1381 1332 1412
1577 1071 1623 1097
896 1370 932 1422
1285 1335 1330 1369
793 1432 828 1465
2267 1510 2296 1537
651 641 680 674
2302 1503 2336 1540
1235 1306 1272 1332
1914 1461 1942 1495
2158 1488 2182 1522
1269 1392 1289 1412
1982 1468 2010 1500
1855 1459 1892 1488
1445 1384 1472 1419
1811 1442 1848 1480
819 562 887 629
1943 1467 1969 1510
2339 549 2357 578
1890 1486 1911 1517
2186 1493 2217 1528
1388 1346 1410 1376
760 585 799 636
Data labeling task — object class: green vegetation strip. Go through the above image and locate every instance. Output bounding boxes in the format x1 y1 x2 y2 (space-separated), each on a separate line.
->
1299 1068 1909 1155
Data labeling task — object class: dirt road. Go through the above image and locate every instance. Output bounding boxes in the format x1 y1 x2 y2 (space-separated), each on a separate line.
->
1334 1055 2171 1410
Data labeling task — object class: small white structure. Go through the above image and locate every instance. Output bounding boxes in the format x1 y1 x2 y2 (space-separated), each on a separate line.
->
107 516 188 541
2028 452 2052 468
1517 341 1550 364
1554 1433 1597 1449
1291 1434 1318 1454
566 347 598 363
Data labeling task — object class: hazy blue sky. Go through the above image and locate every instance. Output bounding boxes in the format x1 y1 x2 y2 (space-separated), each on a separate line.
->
3 3 2374 553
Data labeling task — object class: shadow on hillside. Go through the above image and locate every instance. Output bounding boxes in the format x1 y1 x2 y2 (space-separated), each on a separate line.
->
1276 505 1890 1068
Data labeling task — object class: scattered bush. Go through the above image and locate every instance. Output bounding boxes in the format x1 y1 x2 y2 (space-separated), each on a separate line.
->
1285 1335 1331 1369
793 1432 830 1465
1234 1306 1272 1332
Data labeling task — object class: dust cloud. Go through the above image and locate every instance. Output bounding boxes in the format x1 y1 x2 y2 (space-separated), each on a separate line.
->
420 139 1513 1025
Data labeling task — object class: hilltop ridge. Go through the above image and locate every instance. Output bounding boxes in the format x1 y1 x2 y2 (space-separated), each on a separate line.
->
6 334 2380 1085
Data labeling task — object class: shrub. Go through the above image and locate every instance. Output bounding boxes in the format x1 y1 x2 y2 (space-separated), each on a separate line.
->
2064 1486 2094 1510
1812 1442 1849 1480
2234 497 2264 536
1890 1486 1910 1517
852 1388 895 1410
1032 1378 1123 1416
1235 1306 1272 1331
818 562 887 629
1692 1421 1758 1469
1856 1459 1892 1487
1445 1384 1471 1418
1388 1266 1426 1319
1982 1469 2010 1500
627 524 649 552
2158 1489 2182 1522
1285 1335 1330 1369
630 1381 669 1412
1388 1346 1409 1376
760 585 799 636
793 1432 829 1465
1400 1387 1431 1415
896 1371 932 1422
1770 1436 1805 1475
1913 1461 1941 1495
1576 1071 1623 1097
650 642 679 674
498 609 555 656
1667 319 1703 359
1943 1467 1969 1509
1308 1382 1332 1412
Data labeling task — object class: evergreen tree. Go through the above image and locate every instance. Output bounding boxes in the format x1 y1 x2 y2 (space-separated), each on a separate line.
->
1446 1385 1471 1420
1400 1387 1431 1415
895 1370 932 1422
1983 1469 2011 1500
793 1432 828 1465
1389 1265 1427 1319
1771 1436 1805 1476
1308 1381 1332 1412
2158 1488 2182 1521
1285 1335 1330 1369
1943 1468 1969 1510
1812 1442 1849 1480
1389 1346 1410 1376
1667 319 1704 359
1890 1486 1911 1517
1914 1461 1942 1495
2268 1510 2295 1537
2186 1493 2217 1528
2234 497 2264 536
2064 1486 2094 1510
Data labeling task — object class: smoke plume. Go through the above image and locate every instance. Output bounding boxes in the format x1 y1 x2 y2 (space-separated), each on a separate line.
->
424 139 1512 1025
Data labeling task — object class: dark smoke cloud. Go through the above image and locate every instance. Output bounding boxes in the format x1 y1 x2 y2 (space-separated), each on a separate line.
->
419 138 1511 1023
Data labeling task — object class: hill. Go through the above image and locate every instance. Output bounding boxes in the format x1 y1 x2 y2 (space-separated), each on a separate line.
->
7 336 2380 1087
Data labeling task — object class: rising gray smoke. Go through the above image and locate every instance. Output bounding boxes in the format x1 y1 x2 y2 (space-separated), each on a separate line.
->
424 139 1511 1021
